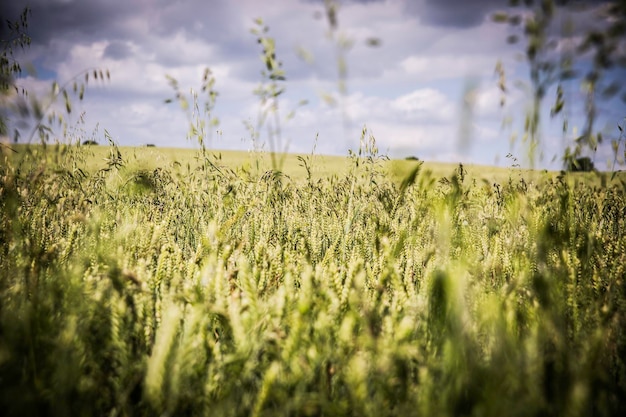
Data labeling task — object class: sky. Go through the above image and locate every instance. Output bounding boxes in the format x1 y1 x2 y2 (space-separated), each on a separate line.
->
1 0 625 169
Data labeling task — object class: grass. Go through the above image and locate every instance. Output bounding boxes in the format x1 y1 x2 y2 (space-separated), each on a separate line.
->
2 2 625 415
7 143 624 186
1 141 625 417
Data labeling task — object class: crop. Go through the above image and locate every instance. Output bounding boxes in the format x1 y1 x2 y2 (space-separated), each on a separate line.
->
2 135 626 416
1 1 626 416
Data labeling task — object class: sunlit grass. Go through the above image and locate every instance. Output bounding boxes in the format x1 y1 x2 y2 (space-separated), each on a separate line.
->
8 143 624 186
1 142 625 416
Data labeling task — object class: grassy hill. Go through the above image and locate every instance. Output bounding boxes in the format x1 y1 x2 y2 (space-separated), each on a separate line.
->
5 143 623 187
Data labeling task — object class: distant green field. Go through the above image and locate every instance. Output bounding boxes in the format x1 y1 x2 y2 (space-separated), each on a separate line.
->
5 143 623 187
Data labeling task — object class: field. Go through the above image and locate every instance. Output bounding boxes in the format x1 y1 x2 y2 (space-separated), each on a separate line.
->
8 143 621 185
1 142 626 416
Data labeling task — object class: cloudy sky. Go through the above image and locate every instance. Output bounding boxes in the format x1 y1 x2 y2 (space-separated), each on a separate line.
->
1 0 624 169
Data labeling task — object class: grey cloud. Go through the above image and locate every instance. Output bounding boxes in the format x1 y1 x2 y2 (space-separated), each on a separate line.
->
1 1 247 49
0 0 133 44
405 0 616 29
145 0 237 39
404 0 502 28
104 41 131 60
1 0 258 71
302 0 385 4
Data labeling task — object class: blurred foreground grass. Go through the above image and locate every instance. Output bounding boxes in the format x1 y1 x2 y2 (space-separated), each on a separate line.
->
1 143 625 417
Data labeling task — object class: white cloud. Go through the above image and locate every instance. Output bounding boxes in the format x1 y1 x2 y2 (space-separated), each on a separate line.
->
398 54 498 81
391 88 454 123
3 0 619 169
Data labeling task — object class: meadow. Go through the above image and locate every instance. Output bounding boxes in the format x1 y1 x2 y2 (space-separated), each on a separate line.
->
2 1 626 415
1 140 625 416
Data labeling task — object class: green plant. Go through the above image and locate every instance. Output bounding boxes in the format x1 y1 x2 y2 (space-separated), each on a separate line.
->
0 7 31 140
2 3 626 417
493 0 626 169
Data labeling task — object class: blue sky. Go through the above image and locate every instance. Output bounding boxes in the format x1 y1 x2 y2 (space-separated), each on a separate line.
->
1 0 624 169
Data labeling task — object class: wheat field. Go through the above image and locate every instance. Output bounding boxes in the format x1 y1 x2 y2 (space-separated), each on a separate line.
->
1 142 625 417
